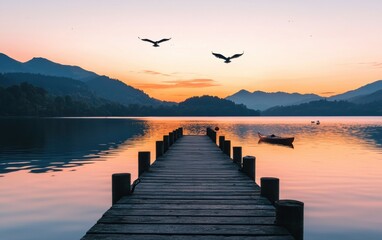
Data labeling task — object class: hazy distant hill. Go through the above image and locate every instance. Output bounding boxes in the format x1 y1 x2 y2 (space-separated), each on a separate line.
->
262 99 382 116
0 83 259 117
23 57 98 81
177 95 260 116
0 53 24 72
349 89 382 104
0 73 93 97
0 53 170 107
226 90 322 111
329 80 382 101
86 76 165 106
0 53 98 80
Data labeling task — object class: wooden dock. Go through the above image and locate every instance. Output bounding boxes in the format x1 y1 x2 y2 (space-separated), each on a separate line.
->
82 129 302 240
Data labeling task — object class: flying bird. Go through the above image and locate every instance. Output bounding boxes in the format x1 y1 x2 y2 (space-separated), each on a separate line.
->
212 52 244 63
139 37 171 47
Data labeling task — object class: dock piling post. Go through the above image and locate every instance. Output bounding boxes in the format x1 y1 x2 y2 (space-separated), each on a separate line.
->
112 173 131 205
219 136 225 151
169 132 174 146
138 151 150 176
206 127 212 140
261 177 279 204
163 135 169 153
223 140 231 157
233 146 242 165
242 155 256 180
211 130 216 143
275 200 304 240
175 130 178 141
156 141 164 159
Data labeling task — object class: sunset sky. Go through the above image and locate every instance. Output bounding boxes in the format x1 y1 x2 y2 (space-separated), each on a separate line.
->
1 0 381 102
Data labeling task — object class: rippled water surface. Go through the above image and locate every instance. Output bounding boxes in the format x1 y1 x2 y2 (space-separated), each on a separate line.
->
1 117 382 240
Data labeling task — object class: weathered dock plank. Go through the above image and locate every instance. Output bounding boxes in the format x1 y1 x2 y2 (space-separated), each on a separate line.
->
82 234 294 240
87 223 289 235
82 134 296 239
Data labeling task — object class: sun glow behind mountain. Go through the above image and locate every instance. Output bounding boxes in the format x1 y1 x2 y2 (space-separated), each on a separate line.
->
1 0 382 102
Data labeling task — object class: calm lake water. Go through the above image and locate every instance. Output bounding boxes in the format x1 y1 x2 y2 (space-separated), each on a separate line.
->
1 117 382 240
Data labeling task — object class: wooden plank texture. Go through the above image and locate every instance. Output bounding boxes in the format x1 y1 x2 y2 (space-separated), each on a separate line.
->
81 135 292 239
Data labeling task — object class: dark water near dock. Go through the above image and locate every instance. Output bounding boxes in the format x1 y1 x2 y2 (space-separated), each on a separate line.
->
0 117 382 240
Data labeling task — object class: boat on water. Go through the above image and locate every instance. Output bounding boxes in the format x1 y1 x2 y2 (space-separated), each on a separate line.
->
258 132 295 145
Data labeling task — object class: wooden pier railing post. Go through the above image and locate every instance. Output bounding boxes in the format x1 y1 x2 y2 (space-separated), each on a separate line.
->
112 173 131 205
275 200 304 240
242 155 256 180
211 130 216 143
206 127 211 140
206 127 217 143
179 127 183 136
219 136 225 150
176 128 181 139
233 146 242 165
223 140 231 157
163 135 169 153
156 141 164 159
173 130 178 142
261 177 279 204
138 151 150 176
169 132 174 146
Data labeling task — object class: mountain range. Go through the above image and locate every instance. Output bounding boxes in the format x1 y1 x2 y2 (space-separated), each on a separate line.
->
226 81 382 111
226 90 323 111
0 53 166 107
1 52 382 115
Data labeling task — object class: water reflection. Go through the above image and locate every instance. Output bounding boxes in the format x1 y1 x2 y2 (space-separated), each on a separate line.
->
0 118 146 174
1 117 382 240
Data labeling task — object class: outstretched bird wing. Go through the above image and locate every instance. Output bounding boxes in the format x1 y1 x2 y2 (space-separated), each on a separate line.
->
212 52 228 60
139 37 156 44
157 38 171 44
230 52 244 59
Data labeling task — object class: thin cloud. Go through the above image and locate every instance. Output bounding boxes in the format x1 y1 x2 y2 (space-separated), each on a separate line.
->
358 62 382 68
136 79 220 89
320 91 336 95
142 70 172 77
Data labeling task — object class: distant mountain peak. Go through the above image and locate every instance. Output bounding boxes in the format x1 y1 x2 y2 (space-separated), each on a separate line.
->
0 53 20 62
237 89 251 94
329 80 382 101
0 53 23 72
25 57 61 66
226 89 323 111
27 57 52 62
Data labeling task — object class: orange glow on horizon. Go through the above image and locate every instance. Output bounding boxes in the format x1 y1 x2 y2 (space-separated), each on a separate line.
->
1 0 382 102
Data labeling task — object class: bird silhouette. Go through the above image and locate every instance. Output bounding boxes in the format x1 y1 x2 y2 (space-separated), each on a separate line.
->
212 52 244 63
139 37 171 47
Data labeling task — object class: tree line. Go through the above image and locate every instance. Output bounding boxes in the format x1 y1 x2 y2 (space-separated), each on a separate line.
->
262 99 382 116
0 83 260 117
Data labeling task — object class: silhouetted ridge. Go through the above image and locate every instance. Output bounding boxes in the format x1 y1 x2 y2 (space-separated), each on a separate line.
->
0 72 92 97
24 57 98 80
329 80 382 101
227 90 322 111
0 53 24 72
86 76 164 106
262 99 382 116
0 52 169 106
177 95 260 116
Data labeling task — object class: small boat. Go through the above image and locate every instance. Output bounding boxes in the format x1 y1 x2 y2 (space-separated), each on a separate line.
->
258 132 294 145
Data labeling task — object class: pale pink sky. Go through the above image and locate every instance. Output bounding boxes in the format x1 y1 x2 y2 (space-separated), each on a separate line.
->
1 0 381 101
